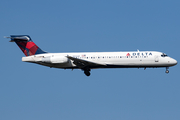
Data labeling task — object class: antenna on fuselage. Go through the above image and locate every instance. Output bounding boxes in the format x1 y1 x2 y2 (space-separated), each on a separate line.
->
137 49 139 52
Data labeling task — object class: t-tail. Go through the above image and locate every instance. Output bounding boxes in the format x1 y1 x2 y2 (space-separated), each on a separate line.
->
8 35 47 56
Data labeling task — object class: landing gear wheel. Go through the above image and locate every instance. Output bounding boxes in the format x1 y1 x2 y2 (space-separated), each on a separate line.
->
83 67 91 76
165 67 169 74
165 70 169 74
84 70 91 76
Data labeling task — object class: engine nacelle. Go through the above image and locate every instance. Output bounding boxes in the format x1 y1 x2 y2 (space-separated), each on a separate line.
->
42 56 68 64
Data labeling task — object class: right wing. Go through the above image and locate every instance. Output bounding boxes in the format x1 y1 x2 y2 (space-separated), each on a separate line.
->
67 55 107 69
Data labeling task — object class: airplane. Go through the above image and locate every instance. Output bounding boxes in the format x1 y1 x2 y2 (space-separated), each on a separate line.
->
6 35 177 76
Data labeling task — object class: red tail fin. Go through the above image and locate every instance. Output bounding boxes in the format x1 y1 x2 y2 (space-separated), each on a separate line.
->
10 35 47 56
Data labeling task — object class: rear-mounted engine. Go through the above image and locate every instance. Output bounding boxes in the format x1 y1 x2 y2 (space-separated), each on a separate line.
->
42 56 68 64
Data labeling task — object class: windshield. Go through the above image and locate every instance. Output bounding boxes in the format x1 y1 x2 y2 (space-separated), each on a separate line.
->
161 53 168 57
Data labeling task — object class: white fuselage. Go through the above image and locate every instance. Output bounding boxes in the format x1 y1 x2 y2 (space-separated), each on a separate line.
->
22 51 177 69
8 35 177 76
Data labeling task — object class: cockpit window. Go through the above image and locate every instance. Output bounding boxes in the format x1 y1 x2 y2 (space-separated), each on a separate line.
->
161 53 168 57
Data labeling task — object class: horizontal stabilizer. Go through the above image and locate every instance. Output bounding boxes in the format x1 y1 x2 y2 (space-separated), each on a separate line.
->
8 35 31 42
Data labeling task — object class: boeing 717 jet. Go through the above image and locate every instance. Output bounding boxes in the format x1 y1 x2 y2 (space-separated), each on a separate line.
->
6 35 177 76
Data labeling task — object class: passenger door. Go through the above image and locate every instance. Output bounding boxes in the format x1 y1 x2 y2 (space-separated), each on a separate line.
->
154 56 159 62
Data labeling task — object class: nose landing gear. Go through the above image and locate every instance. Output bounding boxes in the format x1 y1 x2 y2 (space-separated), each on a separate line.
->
165 67 169 74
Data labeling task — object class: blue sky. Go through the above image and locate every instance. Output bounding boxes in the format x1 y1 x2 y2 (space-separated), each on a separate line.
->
0 0 180 120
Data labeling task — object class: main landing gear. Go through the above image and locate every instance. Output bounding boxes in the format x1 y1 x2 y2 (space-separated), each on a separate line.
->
83 67 91 76
165 67 169 74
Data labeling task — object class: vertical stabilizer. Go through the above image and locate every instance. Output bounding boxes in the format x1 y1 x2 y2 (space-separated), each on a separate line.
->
10 35 47 56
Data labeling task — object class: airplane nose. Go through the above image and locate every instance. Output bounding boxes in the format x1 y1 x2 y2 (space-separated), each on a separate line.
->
171 59 178 66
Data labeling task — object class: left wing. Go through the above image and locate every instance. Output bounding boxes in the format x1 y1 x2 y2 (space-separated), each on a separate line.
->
67 55 107 69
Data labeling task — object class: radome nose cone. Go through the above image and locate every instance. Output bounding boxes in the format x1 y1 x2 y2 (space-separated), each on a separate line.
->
175 60 178 65
172 59 178 65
